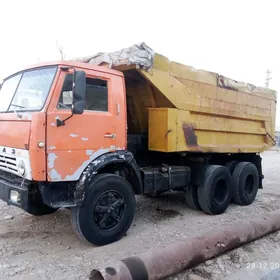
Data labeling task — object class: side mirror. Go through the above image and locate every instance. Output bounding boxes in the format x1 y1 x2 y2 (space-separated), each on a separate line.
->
72 70 86 114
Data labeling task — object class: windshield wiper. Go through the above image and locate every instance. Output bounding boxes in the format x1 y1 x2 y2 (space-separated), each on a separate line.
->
10 104 26 109
8 104 25 118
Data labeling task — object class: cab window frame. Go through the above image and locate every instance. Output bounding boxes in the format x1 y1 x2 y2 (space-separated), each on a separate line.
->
57 73 109 113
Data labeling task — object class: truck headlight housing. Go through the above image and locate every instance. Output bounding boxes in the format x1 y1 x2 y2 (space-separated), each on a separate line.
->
18 160 26 176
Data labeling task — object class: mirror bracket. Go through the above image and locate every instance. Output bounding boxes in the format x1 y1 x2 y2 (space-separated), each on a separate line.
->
56 112 73 127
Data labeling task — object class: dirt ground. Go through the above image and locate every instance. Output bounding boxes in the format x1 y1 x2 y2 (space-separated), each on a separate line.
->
0 150 280 280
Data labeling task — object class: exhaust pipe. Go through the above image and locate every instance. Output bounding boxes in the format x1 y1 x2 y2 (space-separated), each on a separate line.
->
89 209 280 280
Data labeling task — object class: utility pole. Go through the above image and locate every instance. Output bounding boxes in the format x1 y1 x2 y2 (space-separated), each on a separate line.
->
265 69 272 88
56 40 64 60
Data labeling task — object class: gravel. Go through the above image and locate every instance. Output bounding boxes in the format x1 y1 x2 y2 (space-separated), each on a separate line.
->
0 150 280 280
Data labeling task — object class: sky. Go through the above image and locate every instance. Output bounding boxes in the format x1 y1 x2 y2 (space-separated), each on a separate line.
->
0 0 279 128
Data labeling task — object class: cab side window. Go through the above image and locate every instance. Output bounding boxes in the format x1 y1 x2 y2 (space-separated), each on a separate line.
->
58 74 73 109
58 74 108 112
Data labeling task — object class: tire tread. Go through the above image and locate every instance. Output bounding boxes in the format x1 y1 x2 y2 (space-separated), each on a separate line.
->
232 162 259 206
185 185 202 211
71 173 135 246
198 165 232 215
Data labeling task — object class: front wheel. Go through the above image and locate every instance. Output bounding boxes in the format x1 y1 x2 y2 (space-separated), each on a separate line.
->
26 205 58 216
71 173 136 246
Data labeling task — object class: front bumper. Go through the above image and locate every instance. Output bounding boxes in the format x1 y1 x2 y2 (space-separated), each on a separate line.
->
0 171 77 211
0 172 31 211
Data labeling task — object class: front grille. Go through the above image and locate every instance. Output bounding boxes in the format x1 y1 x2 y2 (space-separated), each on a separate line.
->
0 169 29 187
0 154 17 172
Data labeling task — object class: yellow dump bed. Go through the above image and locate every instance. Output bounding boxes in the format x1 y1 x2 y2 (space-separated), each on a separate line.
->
78 43 277 154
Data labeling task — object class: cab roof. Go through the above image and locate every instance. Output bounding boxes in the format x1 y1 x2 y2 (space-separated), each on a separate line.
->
4 60 124 81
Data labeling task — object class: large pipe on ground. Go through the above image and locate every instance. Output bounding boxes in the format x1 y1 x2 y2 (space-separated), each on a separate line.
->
89 209 280 280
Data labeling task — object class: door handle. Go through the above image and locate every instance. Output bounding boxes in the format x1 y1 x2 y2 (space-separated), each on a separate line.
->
104 133 116 139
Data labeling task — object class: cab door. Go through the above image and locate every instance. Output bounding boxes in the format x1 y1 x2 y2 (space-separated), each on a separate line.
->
46 68 117 182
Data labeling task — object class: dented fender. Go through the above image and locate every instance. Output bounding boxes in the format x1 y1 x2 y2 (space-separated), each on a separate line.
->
74 151 143 205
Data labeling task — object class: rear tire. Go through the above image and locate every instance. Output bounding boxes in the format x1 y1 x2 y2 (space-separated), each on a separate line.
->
224 160 239 174
71 173 136 246
198 165 232 215
232 162 259 206
184 184 202 211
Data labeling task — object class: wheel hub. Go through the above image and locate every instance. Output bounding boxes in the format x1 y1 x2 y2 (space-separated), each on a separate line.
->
94 191 125 230
245 174 254 195
214 178 228 205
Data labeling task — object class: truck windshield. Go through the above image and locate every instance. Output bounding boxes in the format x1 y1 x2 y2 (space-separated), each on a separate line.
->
0 66 57 113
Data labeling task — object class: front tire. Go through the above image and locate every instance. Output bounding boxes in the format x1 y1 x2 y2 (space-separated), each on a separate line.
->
198 165 232 215
26 205 58 216
71 173 136 246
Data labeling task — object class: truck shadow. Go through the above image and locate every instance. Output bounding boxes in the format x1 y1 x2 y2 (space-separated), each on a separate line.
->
133 190 205 226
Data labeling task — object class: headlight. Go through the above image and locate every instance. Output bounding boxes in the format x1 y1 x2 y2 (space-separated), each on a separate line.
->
18 160 26 176
10 190 21 203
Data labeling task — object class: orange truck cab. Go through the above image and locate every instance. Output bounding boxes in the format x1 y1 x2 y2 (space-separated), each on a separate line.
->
0 43 277 246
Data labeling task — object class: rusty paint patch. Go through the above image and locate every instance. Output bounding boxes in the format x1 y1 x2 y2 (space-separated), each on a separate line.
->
182 123 198 147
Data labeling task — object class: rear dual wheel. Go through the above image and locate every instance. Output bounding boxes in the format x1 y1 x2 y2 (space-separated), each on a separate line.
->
197 161 259 215
224 160 239 174
224 160 259 205
185 184 202 211
231 162 259 206
198 165 233 215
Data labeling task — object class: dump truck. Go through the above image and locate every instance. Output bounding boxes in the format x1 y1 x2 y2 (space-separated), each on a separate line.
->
0 43 277 246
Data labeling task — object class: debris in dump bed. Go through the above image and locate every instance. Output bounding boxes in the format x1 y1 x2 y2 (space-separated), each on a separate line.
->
74 42 276 97
75 42 155 71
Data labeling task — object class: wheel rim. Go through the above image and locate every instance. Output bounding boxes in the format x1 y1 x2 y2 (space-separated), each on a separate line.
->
94 191 125 230
245 174 254 195
214 178 228 205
